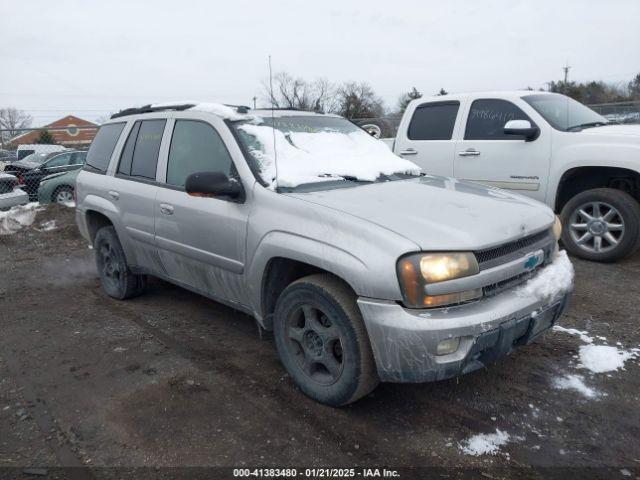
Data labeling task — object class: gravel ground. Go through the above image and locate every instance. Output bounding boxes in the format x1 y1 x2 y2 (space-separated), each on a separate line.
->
0 205 639 479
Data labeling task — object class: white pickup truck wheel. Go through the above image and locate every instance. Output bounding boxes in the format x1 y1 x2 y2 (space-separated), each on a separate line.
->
560 188 640 262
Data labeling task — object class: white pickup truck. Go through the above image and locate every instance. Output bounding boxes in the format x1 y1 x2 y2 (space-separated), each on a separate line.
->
389 91 640 262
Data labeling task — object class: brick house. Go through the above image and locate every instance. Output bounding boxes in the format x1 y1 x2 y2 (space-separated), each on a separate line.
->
8 115 98 149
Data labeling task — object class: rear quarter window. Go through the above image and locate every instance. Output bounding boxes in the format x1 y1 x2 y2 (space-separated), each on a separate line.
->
85 123 126 173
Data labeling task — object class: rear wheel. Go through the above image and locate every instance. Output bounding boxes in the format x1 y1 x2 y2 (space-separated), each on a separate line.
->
274 274 378 406
53 185 74 204
560 188 640 262
94 226 146 299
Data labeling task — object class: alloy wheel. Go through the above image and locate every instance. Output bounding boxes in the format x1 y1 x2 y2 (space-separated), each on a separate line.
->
285 304 345 385
55 189 73 204
568 201 625 254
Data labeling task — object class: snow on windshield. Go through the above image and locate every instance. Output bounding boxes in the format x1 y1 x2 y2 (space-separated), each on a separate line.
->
237 122 421 189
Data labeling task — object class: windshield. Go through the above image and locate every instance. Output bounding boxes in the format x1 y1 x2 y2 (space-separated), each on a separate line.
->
21 152 50 164
232 115 420 190
523 93 608 131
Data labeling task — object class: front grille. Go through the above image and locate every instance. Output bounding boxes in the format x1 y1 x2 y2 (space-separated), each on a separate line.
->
483 268 538 297
475 229 554 270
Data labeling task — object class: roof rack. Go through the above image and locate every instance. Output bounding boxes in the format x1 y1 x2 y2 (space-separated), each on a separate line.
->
110 103 196 120
224 104 251 114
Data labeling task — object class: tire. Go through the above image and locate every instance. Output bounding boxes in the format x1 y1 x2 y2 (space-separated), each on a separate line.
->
94 226 146 299
560 188 640 262
273 274 379 406
52 185 74 204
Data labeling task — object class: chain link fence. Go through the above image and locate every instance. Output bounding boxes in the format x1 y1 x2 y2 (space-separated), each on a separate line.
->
588 101 640 124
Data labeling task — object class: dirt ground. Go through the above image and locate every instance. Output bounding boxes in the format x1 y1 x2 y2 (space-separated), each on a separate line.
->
1 205 639 479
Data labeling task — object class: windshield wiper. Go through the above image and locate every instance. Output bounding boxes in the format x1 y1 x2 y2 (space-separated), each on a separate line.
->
566 121 608 132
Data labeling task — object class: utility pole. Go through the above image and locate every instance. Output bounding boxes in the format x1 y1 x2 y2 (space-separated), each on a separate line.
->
562 61 571 84
252 96 257 109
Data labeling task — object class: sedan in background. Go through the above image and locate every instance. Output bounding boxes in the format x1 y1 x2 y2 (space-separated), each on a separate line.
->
38 169 80 205
5 150 86 201
0 173 28 210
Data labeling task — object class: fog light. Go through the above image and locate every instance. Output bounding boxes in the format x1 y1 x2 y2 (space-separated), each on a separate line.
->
437 337 460 356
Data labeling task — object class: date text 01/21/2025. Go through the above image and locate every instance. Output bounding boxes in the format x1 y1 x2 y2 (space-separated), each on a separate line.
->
232 468 400 478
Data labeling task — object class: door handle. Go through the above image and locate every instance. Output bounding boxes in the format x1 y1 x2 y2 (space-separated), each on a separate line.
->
458 149 480 157
159 203 174 215
108 190 120 200
399 148 418 156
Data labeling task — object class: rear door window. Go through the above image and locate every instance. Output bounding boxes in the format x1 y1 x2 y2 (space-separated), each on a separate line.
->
70 151 87 165
408 102 460 140
118 120 166 180
464 99 532 140
85 123 126 172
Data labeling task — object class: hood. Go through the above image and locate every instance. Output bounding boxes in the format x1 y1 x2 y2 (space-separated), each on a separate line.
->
578 124 640 138
287 176 555 251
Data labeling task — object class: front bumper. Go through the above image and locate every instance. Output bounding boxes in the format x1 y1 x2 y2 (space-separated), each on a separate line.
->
358 288 571 383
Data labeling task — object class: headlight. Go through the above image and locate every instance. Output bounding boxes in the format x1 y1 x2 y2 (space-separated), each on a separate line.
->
553 215 562 240
397 252 481 308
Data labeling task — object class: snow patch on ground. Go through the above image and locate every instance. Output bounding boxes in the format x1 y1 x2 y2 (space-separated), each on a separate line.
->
459 429 513 456
552 325 594 344
517 250 574 301
238 123 421 189
578 345 638 373
552 374 599 398
37 220 56 232
0 202 42 235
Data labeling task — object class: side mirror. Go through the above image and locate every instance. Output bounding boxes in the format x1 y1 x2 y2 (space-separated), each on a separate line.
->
185 171 243 200
504 120 540 141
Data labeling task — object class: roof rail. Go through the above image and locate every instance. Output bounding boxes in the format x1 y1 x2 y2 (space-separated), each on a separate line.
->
224 104 251 114
110 103 196 120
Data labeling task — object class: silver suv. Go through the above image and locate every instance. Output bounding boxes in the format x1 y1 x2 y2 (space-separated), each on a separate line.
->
76 103 572 405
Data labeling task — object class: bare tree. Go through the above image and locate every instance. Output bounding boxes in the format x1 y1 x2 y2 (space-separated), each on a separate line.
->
262 72 337 113
335 82 385 119
94 113 114 125
0 107 32 141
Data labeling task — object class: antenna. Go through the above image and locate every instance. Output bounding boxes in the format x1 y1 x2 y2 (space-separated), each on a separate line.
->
268 55 279 189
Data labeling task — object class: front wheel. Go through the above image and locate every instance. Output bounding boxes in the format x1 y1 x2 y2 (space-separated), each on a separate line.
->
560 188 640 262
273 274 379 406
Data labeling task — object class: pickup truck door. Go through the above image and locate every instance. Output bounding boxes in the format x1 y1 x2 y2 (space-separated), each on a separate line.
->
453 98 551 202
394 100 463 177
154 117 250 307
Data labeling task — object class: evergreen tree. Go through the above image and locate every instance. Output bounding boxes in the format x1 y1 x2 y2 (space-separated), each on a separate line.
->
397 87 423 113
34 130 56 144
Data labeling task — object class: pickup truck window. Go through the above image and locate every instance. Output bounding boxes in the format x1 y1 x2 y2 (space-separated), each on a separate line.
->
166 120 234 187
117 119 165 180
464 99 531 140
523 93 607 131
408 102 459 140
85 122 125 173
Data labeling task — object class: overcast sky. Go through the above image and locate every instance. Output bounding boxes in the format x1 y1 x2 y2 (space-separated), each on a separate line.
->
1 0 639 126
